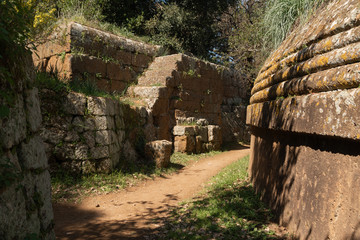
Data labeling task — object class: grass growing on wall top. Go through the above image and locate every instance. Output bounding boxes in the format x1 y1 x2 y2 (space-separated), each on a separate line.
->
35 71 124 100
264 0 327 49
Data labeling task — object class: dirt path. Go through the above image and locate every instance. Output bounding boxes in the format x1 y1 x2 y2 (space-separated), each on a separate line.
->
53 147 250 239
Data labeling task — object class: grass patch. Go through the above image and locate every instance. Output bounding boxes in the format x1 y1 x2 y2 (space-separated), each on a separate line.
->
35 71 124 100
51 151 221 203
264 0 327 49
153 155 287 239
119 96 147 108
58 17 152 44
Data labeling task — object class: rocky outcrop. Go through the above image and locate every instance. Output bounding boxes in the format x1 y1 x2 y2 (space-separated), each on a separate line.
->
247 0 360 239
0 56 55 239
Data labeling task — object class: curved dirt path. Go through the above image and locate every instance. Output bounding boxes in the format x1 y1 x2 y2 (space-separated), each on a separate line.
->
54 147 250 239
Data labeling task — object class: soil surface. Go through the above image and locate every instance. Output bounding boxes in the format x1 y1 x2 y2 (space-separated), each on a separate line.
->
53 146 250 239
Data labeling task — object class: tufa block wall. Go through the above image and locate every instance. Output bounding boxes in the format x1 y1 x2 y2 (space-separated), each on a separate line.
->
130 54 250 151
33 22 161 94
0 55 55 239
39 90 153 173
247 0 360 239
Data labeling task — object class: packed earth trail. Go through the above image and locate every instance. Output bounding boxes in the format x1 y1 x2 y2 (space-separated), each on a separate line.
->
53 146 250 239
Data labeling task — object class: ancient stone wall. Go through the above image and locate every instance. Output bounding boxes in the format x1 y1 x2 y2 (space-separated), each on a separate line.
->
33 22 160 94
247 0 360 239
0 56 55 239
39 90 152 173
130 54 249 153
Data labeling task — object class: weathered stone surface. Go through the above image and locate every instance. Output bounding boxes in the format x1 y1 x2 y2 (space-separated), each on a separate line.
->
94 116 108 130
250 128 360 240
145 140 172 168
64 92 86 115
97 158 113 173
122 140 138 163
90 146 109 159
1 52 55 239
71 55 107 78
174 135 195 153
63 130 79 142
111 80 126 93
115 115 125 129
247 87 360 141
84 117 96 130
88 96 116 116
25 88 42 132
0 184 29 239
173 125 196 136
34 171 54 232
133 86 169 99
18 135 48 169
70 22 160 57
83 131 95 148
195 136 204 154
208 125 221 143
74 144 89 160
195 126 208 142
144 123 157 141
72 116 85 132
96 130 112 145
247 0 360 239
1 95 27 149
132 53 152 68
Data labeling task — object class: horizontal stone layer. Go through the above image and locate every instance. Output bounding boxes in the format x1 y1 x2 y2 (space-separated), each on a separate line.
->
256 23 360 86
70 22 160 57
252 41 360 96
259 0 360 77
250 62 360 104
247 88 360 140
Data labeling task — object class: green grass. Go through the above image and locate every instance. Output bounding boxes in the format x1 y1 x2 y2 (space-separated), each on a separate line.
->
35 71 124 100
264 0 326 49
58 17 152 44
51 151 221 203
153 155 285 239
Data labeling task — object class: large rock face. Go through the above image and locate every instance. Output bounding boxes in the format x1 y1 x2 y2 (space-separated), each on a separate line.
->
247 0 360 239
0 56 55 239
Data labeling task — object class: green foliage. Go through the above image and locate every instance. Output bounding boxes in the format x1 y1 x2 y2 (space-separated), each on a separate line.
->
101 0 157 34
154 155 280 239
263 0 326 49
145 3 188 54
145 1 236 59
215 0 268 82
34 71 124 100
35 72 69 93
